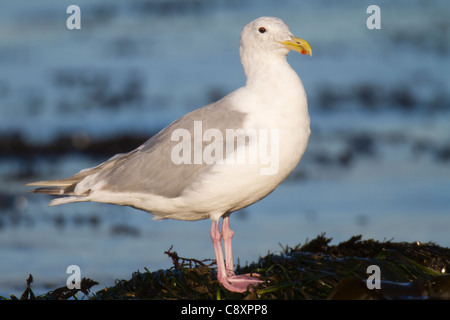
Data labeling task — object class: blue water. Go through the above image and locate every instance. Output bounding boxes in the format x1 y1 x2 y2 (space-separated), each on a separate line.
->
1 0 449 297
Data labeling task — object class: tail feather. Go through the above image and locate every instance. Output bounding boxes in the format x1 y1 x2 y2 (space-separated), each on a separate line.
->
26 179 74 187
31 186 65 195
27 148 126 204
28 181 90 206
27 174 88 197
49 196 89 207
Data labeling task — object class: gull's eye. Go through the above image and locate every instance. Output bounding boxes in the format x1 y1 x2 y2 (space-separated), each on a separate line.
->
258 27 266 33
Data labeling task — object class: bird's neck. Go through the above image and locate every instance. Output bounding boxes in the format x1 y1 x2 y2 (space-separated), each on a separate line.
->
242 53 306 106
242 53 299 89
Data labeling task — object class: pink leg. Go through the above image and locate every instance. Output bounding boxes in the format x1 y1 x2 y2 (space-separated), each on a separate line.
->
210 217 263 293
210 220 228 284
222 215 235 277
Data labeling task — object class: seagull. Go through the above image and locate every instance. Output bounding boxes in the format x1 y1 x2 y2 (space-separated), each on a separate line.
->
28 16 312 293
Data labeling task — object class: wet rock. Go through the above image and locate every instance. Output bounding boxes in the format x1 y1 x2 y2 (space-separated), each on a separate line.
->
109 224 140 237
347 134 376 157
434 144 450 162
389 86 416 111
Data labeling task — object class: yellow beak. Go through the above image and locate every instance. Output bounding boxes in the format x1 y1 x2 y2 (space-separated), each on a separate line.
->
279 36 312 56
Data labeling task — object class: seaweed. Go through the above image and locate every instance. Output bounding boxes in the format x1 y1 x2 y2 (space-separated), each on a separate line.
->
6 234 450 300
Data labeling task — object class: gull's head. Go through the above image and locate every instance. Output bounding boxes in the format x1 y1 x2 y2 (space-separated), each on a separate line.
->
240 17 312 60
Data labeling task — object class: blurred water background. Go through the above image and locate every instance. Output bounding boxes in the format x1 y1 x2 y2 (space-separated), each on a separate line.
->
0 0 449 297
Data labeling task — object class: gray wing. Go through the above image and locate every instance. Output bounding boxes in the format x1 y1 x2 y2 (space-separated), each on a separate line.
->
83 95 247 198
